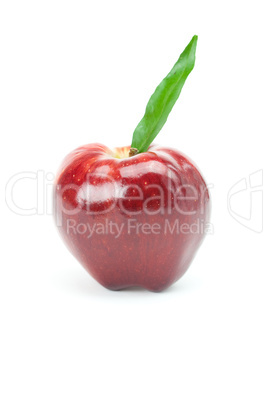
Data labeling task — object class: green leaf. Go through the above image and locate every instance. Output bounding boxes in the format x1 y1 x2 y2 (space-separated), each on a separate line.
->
130 35 198 154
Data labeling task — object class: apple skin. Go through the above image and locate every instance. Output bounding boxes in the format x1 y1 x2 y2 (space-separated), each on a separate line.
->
53 143 211 292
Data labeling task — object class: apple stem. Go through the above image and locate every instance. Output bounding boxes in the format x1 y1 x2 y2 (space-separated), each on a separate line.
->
129 147 139 157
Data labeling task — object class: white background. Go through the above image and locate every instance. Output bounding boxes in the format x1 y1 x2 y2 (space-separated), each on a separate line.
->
1 1 267 401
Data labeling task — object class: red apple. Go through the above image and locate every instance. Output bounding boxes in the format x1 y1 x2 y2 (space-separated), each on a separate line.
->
53 35 211 291
53 143 210 291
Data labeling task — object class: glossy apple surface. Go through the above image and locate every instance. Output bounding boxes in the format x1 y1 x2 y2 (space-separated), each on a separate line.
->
53 143 211 291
